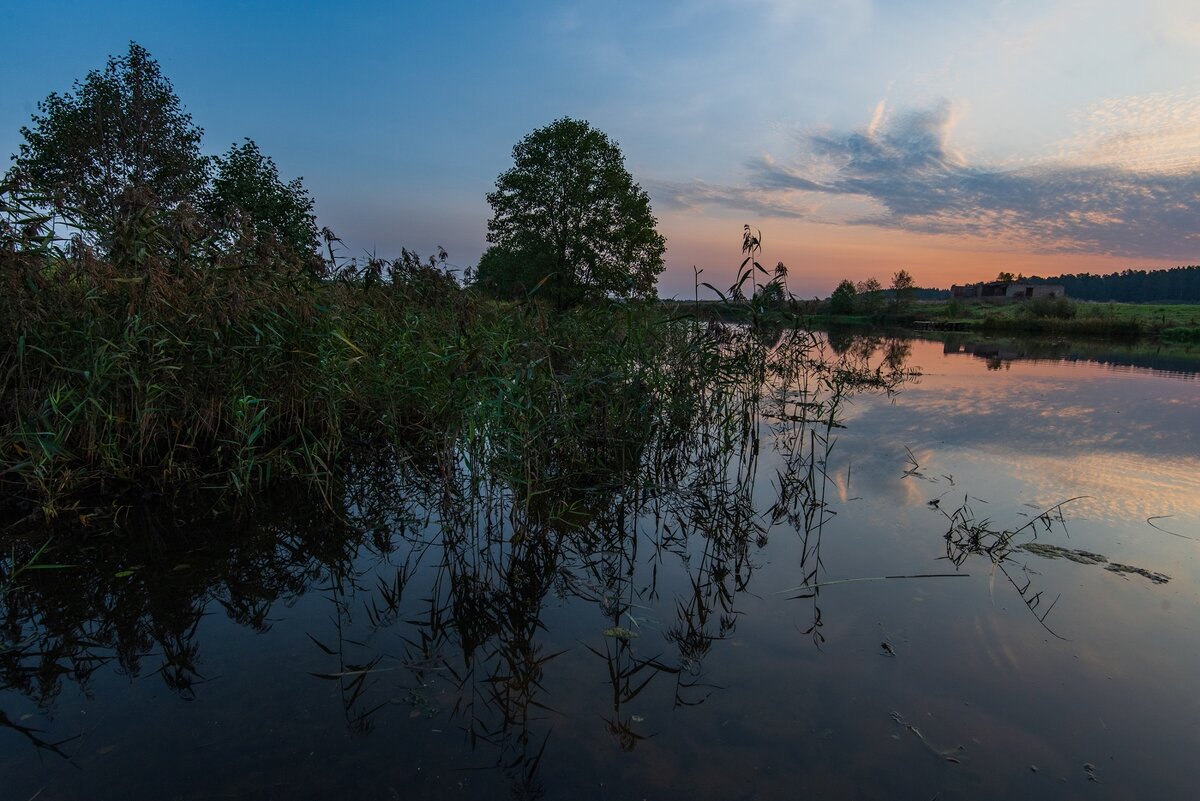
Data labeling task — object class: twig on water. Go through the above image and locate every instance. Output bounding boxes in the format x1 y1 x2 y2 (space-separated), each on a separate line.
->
776 572 968 596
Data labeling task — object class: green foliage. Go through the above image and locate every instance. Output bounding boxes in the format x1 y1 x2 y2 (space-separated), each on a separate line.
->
473 245 560 301
9 42 207 243
1023 295 1076 319
2 183 912 523
891 269 915 311
484 117 666 305
1160 326 1200 343
203 138 320 265
855 277 884 316
978 309 1141 337
943 298 966 319
829 279 858 315
0 173 565 515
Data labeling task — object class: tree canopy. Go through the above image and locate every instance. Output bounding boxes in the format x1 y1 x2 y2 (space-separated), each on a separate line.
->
855 277 884 315
891 269 915 310
829 279 858 315
203 138 319 259
1025 266 1200 302
477 117 666 304
10 42 207 239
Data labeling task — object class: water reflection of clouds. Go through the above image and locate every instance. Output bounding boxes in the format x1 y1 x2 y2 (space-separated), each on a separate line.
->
886 388 1171 454
936 446 1200 529
831 339 1200 528
1023 451 1200 527
886 345 1195 457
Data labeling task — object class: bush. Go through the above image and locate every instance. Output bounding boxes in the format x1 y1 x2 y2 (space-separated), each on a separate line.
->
1025 296 1076 319
1160 326 1200 343
944 298 966 319
829 279 857 315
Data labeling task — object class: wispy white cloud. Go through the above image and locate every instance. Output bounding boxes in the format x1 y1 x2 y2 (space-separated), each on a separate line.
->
1055 92 1200 174
647 177 815 218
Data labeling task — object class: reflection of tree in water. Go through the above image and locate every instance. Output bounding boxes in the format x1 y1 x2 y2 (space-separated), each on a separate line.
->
940 333 1200 379
0 489 367 757
1 323 913 795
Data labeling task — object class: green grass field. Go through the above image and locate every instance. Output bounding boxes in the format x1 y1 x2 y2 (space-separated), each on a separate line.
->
924 299 1200 326
889 298 1200 338
665 296 1200 340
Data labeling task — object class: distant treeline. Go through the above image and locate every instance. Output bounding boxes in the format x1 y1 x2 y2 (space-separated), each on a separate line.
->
1027 266 1200 303
876 287 949 301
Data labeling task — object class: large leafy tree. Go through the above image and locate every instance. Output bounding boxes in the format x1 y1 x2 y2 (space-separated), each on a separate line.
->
478 117 666 304
10 42 208 239
855 276 884 315
891 269 915 311
203 138 319 259
829 279 858 315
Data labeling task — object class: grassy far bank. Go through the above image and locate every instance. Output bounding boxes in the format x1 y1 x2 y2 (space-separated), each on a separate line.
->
666 296 1200 341
919 297 1200 340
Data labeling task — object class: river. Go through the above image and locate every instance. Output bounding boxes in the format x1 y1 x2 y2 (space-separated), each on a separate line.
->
2 331 1198 800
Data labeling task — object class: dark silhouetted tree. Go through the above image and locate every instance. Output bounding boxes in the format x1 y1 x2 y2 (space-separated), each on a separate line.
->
9 42 207 241
855 276 884 315
891 269 915 311
473 247 557 300
1027 266 1200 302
479 117 666 305
830 279 858 315
203 138 319 261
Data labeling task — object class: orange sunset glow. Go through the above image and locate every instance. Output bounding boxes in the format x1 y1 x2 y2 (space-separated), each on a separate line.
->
7 0 1198 298
655 216 1139 298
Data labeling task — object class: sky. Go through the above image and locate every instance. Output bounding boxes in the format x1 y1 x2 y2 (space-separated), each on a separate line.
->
3 0 1200 298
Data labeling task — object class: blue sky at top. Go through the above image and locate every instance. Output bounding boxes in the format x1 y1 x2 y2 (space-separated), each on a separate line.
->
3 0 1199 296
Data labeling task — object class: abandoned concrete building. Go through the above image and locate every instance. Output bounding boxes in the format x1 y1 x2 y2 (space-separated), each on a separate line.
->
950 280 1066 300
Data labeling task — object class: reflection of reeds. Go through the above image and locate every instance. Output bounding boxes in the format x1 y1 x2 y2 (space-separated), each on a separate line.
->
2 220 919 787
274 300 914 784
935 495 1086 639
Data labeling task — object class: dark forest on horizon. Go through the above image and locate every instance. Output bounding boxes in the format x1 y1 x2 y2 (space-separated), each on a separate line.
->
871 266 1200 304
1022 265 1200 303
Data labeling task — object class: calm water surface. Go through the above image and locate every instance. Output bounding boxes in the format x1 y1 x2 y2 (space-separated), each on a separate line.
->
3 333 1198 800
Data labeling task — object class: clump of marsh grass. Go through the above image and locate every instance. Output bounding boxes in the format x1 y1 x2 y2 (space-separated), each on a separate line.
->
2 198 909 534
1 175 468 521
